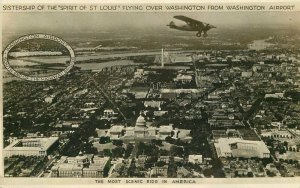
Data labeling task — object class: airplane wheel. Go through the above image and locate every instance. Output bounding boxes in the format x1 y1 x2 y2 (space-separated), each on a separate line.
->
196 33 201 37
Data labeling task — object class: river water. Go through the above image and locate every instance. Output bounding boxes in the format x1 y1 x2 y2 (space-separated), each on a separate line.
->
3 55 141 83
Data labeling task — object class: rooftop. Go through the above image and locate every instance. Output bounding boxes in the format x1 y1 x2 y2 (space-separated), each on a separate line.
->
159 125 173 133
214 138 270 158
109 125 124 133
4 137 59 151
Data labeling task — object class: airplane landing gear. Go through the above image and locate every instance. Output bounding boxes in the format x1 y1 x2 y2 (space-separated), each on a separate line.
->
196 32 202 37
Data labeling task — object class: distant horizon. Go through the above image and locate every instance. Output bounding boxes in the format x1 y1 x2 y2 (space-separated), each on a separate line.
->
3 11 300 35
2 11 300 49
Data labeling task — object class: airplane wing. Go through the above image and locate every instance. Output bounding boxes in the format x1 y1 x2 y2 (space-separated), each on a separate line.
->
174 15 206 27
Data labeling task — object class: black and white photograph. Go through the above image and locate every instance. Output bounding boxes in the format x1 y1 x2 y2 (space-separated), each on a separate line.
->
1 1 300 184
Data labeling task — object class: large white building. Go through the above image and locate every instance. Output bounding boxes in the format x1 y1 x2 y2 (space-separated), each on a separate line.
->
51 155 109 178
105 114 192 141
214 138 270 158
4 137 59 157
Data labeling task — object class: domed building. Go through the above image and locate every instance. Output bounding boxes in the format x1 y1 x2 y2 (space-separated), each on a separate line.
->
134 114 147 138
135 114 146 127
105 112 192 142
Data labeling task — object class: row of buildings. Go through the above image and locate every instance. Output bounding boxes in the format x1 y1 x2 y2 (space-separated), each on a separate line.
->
100 113 192 141
51 155 109 178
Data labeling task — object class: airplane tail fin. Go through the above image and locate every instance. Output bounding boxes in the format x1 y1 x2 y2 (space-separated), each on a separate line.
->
167 21 176 28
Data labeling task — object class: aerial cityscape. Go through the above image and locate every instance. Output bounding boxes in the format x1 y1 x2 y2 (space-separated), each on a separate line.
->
2 11 300 178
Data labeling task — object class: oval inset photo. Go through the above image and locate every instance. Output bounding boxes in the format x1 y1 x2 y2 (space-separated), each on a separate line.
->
3 34 75 81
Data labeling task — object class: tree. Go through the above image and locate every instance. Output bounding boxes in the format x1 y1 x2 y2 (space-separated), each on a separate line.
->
151 139 162 146
170 146 184 157
167 157 177 178
99 136 110 144
145 110 154 120
165 136 173 144
266 170 275 177
174 139 186 146
234 170 239 177
103 160 111 177
278 147 286 154
212 157 225 178
94 119 111 129
103 149 112 157
203 168 213 177
112 147 125 158
124 143 134 158
128 159 136 177
83 142 98 154
137 142 159 156
145 157 158 169
247 172 254 177
156 161 166 167
113 140 123 147
159 149 169 156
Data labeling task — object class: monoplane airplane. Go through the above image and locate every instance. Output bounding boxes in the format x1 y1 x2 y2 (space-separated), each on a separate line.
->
167 15 216 37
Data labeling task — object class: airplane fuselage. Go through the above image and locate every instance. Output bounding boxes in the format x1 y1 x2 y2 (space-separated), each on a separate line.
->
167 16 216 37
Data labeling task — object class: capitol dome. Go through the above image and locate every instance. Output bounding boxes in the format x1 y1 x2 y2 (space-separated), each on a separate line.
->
136 114 146 127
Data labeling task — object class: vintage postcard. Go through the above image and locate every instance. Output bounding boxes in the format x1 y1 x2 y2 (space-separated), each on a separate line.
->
1 0 300 187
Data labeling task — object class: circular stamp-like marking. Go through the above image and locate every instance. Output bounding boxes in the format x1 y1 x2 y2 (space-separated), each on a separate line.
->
2 33 75 81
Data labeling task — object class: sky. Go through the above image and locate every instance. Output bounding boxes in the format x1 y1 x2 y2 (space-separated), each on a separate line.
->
3 11 300 35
